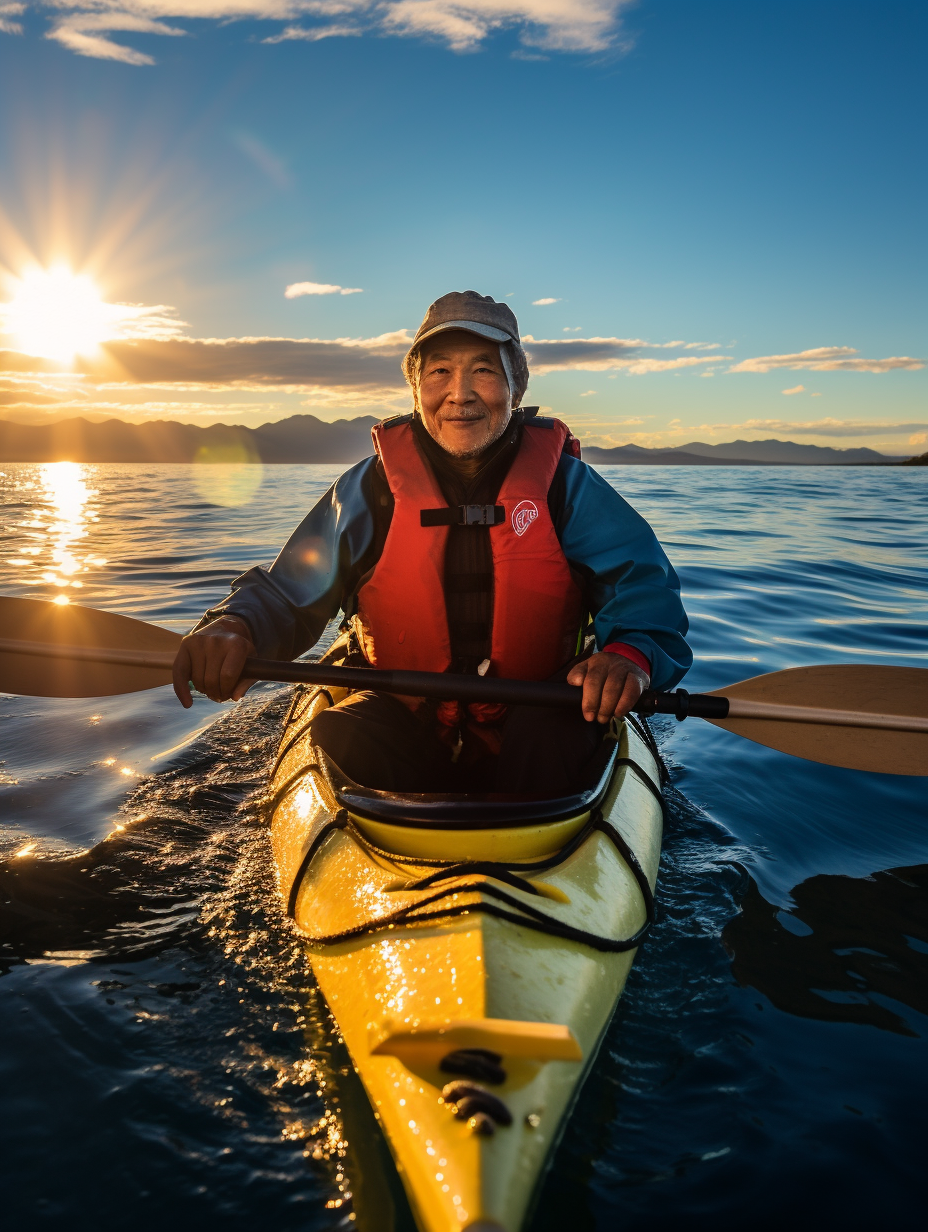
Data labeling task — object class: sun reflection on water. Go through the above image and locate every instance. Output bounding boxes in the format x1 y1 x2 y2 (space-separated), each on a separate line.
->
10 462 106 596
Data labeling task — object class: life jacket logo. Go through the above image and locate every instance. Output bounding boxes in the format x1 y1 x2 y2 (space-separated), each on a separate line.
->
511 500 539 537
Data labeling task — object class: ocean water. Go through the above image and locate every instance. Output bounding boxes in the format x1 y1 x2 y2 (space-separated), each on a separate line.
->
0 460 925 1231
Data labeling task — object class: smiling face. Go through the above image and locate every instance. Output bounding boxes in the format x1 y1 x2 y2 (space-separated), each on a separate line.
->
416 330 513 458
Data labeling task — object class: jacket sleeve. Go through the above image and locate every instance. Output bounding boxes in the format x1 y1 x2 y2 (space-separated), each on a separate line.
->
199 456 378 660
555 456 692 691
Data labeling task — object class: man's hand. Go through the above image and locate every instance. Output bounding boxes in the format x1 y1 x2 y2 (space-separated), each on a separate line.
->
567 652 650 724
172 616 256 708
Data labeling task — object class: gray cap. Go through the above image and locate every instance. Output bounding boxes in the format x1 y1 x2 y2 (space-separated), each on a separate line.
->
403 290 529 405
406 290 521 354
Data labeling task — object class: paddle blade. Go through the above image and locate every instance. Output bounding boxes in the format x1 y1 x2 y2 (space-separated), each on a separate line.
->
707 664 928 776
0 596 182 697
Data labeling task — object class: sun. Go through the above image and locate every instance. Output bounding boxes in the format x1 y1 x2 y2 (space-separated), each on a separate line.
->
2 266 116 362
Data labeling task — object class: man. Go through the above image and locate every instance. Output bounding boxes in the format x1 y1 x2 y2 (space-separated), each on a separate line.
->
173 291 691 794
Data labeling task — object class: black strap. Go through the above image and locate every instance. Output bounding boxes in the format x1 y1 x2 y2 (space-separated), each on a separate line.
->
286 810 350 918
625 712 669 786
420 504 505 527
291 773 662 953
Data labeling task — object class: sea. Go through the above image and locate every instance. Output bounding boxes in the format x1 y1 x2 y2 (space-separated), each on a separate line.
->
0 460 925 1231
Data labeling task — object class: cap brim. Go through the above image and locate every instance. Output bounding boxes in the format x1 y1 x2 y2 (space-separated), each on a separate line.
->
413 319 513 347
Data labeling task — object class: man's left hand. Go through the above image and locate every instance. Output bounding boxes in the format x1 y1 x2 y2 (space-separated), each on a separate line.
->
567 652 650 724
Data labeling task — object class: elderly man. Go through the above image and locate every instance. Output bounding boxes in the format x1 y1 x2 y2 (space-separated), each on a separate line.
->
173 291 691 794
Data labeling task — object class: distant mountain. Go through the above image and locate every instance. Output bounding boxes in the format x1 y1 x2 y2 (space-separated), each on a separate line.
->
584 437 904 465
0 414 378 463
0 414 908 466
582 445 771 466
901 450 928 465
674 438 903 464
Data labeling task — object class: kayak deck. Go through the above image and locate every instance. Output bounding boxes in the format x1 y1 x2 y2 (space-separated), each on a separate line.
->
270 685 664 1232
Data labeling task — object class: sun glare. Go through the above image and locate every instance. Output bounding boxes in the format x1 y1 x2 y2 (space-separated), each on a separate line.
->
3 266 114 361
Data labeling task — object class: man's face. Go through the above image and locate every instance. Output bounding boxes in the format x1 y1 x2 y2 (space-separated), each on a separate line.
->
417 331 512 458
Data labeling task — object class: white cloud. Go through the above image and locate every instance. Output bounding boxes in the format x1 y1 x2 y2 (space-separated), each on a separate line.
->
781 384 805 396
31 1 634 64
263 22 361 43
622 356 722 375
579 389 596 396
729 347 924 374
532 297 560 305
285 281 364 297
382 0 625 52
0 3 24 34
46 10 186 65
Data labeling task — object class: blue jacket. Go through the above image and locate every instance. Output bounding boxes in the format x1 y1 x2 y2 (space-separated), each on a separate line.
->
207 452 692 691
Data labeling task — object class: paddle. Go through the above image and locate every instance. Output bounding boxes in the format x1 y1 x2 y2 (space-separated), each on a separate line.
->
1 595 925 775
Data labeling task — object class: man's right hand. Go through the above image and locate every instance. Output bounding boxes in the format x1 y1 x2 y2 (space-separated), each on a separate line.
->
172 616 256 708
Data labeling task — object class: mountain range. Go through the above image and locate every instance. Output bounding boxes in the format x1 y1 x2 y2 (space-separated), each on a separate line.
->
581 438 905 465
0 414 910 465
0 414 379 464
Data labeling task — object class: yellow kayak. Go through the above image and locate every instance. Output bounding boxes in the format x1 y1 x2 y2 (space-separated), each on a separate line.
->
269 679 664 1232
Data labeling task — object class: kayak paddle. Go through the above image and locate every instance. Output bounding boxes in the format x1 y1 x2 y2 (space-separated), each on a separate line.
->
0 595 925 775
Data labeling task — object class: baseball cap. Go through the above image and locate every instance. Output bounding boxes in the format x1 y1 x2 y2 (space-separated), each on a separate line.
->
406 291 521 354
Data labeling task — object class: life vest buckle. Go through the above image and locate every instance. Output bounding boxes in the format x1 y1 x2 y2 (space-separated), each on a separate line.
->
463 503 504 526
420 504 505 528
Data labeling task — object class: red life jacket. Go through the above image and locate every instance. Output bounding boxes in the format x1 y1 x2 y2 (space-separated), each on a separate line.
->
355 417 584 692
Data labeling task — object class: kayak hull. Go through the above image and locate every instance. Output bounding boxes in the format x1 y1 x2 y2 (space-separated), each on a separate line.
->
270 685 663 1232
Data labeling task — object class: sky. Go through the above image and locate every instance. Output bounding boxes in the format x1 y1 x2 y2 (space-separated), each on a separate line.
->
0 1 925 453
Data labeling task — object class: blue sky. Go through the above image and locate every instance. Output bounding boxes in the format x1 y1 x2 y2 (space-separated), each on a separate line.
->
0 1 925 452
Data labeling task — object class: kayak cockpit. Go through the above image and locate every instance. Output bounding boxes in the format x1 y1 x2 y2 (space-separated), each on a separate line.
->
338 736 619 827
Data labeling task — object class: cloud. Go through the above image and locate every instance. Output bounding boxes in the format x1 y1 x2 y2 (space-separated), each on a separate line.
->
31 1 634 64
781 384 805 396
532 297 560 305
263 22 361 43
522 336 727 374
6 310 921 429
285 281 364 298
4 333 412 394
579 390 596 397
729 347 924 374
46 10 186 65
0 3 24 34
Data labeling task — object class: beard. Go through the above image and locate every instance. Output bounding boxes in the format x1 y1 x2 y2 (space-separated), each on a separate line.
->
433 411 511 459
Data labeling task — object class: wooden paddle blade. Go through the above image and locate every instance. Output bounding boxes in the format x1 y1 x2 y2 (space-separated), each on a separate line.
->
706 664 928 776
0 596 182 697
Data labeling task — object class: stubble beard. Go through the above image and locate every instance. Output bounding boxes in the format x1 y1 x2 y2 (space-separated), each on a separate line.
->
436 411 511 459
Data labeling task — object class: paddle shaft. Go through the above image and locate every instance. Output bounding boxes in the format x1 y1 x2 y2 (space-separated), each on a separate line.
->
4 636 927 734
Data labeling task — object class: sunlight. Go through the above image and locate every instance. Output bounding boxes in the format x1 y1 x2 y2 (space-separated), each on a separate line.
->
38 461 96 594
3 266 115 361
